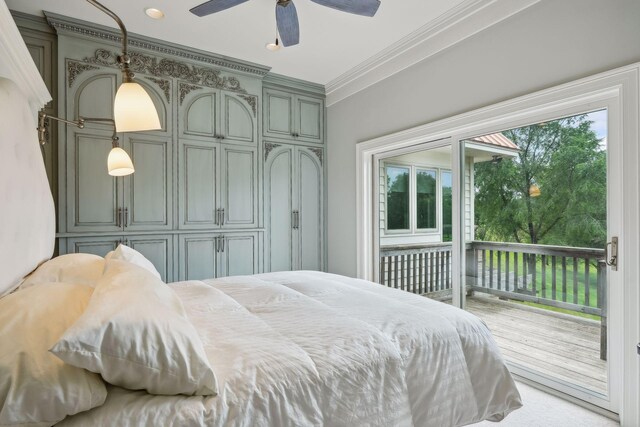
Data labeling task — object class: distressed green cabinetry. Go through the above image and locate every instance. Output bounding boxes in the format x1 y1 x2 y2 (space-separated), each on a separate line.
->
178 84 258 230
179 231 262 280
64 234 175 282
16 11 326 282
263 88 324 144
264 143 324 272
63 65 173 233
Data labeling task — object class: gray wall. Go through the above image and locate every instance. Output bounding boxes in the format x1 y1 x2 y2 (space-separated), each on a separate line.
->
326 0 640 277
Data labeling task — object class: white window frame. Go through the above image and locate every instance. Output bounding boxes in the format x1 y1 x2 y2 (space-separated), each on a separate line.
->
383 161 442 236
383 163 412 234
356 63 639 424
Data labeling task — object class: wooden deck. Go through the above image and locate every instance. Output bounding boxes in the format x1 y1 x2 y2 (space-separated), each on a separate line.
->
463 294 607 395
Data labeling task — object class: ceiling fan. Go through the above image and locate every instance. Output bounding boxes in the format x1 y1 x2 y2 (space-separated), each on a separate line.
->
189 0 381 47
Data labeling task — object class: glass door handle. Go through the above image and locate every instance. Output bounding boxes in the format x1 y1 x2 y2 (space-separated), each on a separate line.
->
605 236 618 271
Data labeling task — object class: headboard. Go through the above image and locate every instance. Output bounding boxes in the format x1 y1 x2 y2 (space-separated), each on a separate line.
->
0 1 55 296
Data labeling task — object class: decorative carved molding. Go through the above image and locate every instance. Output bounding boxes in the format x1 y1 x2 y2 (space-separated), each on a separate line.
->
47 16 270 78
264 142 281 162
145 77 171 103
67 60 99 87
309 148 323 165
179 82 202 105
83 49 250 97
238 94 257 116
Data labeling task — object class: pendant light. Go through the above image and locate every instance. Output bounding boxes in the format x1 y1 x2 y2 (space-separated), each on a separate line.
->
107 134 135 176
37 1 161 177
88 0 161 132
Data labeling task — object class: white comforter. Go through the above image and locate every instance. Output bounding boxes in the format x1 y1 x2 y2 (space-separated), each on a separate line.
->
58 271 522 427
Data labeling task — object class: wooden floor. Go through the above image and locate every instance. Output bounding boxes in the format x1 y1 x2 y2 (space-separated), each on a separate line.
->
463 294 607 395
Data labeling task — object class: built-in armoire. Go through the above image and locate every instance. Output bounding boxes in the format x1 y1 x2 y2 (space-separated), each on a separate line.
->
12 11 326 282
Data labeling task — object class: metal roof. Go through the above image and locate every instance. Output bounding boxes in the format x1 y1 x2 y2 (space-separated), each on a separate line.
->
468 133 519 150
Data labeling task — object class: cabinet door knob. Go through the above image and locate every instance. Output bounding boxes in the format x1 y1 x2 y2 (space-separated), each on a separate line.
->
116 207 122 228
124 208 129 227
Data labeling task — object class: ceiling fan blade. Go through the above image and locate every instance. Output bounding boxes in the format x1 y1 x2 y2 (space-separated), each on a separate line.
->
276 1 300 47
310 0 380 17
190 0 250 17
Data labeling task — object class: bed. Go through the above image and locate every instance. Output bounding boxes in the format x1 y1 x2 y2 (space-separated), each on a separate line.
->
0 4 521 425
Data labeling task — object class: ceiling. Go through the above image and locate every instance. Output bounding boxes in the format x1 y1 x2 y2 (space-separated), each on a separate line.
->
7 0 466 85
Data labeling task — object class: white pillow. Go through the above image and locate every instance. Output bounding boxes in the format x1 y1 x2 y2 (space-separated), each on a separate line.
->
51 259 218 396
104 244 161 279
19 253 105 290
0 283 107 426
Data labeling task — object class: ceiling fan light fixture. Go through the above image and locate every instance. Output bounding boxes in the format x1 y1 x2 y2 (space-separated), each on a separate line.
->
266 38 281 51
144 7 165 19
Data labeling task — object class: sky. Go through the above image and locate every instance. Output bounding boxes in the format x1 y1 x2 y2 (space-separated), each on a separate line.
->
585 109 607 147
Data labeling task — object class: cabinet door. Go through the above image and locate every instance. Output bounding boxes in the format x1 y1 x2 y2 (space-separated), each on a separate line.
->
179 140 220 229
264 143 294 272
220 92 257 145
65 69 123 233
295 147 324 271
67 130 123 232
263 89 294 140
179 234 220 281
179 83 220 141
295 95 324 144
220 145 258 229
123 135 173 231
219 232 259 277
127 235 173 282
64 236 119 257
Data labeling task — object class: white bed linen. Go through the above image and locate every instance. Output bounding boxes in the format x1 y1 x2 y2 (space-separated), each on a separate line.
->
58 271 521 427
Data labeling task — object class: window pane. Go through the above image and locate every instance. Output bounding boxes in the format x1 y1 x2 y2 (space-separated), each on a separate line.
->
442 171 452 241
386 166 409 230
417 169 436 229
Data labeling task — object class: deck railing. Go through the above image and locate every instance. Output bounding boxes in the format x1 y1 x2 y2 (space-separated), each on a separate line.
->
379 240 607 360
379 242 453 298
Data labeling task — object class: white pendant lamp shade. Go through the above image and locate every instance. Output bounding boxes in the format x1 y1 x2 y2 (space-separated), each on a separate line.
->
108 146 135 176
113 82 161 132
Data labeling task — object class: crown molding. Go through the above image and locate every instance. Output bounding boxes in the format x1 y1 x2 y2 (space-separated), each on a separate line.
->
44 12 271 79
263 72 325 96
325 0 541 107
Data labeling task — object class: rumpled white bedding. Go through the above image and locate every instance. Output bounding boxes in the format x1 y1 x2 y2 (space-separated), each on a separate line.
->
58 271 522 427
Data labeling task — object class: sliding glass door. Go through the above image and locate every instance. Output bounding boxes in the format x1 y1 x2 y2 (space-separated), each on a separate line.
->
459 109 620 411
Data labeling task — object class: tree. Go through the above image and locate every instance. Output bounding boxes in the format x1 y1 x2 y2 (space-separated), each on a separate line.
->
474 115 606 248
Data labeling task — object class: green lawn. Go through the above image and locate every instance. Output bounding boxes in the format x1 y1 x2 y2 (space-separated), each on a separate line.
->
476 251 604 321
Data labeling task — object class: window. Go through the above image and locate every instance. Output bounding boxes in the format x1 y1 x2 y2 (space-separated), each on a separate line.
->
441 171 452 242
385 164 451 237
416 169 437 229
386 166 409 230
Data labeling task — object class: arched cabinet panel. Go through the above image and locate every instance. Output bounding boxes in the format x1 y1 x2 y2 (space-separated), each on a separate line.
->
264 143 324 272
73 73 116 125
179 83 219 140
221 93 256 145
265 145 294 272
298 149 323 270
